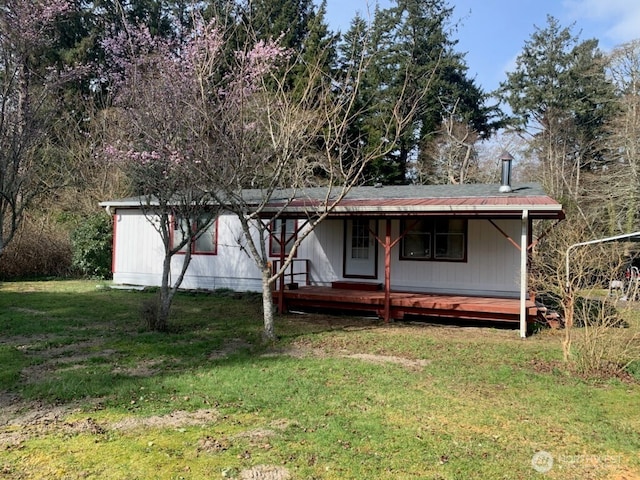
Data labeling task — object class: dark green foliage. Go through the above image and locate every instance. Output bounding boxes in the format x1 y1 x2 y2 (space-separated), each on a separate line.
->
244 0 315 50
338 0 499 184
71 214 113 279
497 16 618 201
627 360 640 380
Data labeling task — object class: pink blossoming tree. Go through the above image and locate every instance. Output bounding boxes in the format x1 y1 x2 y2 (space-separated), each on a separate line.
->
102 13 416 339
101 19 227 331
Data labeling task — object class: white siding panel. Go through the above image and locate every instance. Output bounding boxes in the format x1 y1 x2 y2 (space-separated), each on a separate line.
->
113 210 164 286
299 219 343 286
112 211 263 291
171 214 263 291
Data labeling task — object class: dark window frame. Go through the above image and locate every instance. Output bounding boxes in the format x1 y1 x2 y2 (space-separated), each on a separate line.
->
399 217 467 262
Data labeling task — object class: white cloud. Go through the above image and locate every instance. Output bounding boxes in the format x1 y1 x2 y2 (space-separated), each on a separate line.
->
563 0 640 43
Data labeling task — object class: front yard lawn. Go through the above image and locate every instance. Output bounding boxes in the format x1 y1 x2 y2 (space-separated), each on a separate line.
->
1 280 638 479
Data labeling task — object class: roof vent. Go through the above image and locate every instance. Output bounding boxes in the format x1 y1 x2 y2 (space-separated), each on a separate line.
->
499 151 513 193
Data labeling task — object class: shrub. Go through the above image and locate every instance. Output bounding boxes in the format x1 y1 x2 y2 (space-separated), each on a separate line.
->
71 214 112 279
0 215 72 279
140 296 160 331
574 297 626 328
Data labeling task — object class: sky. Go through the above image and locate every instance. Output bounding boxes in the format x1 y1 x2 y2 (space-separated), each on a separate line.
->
324 0 640 93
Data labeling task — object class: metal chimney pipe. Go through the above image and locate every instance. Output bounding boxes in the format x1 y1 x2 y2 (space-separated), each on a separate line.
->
499 151 513 193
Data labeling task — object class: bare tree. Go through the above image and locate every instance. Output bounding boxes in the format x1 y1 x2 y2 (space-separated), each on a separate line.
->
531 218 640 377
603 39 640 233
0 0 71 259
417 101 482 185
197 28 417 341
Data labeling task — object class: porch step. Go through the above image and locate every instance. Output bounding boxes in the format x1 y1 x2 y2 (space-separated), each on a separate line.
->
331 281 383 291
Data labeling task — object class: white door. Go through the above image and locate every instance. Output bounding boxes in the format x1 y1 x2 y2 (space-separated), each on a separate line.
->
344 219 377 278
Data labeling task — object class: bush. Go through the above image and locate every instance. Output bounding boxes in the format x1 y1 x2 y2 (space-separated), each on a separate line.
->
71 214 112 279
140 296 160 331
574 297 627 328
627 360 640 380
0 215 72 279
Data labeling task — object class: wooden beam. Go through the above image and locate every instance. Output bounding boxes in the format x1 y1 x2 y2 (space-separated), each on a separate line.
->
278 220 286 313
488 219 521 251
383 219 392 322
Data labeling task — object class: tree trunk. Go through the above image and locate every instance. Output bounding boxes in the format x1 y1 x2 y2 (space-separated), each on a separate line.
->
155 252 173 332
261 266 276 342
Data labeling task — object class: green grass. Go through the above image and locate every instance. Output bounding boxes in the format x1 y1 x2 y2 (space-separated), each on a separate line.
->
1 280 639 479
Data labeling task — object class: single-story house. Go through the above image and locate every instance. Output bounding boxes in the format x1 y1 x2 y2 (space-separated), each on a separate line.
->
100 181 564 337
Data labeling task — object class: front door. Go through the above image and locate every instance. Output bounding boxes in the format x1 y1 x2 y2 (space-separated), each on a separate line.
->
344 219 377 278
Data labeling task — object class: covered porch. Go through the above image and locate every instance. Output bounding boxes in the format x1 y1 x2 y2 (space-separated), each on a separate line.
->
266 182 564 337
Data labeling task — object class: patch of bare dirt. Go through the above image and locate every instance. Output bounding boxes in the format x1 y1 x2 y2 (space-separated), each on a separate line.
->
10 307 47 316
111 409 220 431
239 465 291 480
0 334 57 349
261 344 328 360
27 340 106 359
197 436 230 453
112 358 165 377
269 343 430 370
0 398 86 448
0 406 221 448
344 353 431 369
208 338 253 360
18 341 119 385
233 419 293 444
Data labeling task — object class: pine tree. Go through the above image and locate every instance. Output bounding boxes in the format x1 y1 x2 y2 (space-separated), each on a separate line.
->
498 15 617 201
349 0 496 184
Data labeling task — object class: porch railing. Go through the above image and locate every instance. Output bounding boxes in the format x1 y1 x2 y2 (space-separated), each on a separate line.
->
271 259 310 291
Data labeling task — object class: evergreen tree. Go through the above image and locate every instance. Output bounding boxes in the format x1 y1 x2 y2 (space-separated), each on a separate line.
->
351 0 496 184
241 0 314 49
498 15 617 202
299 0 338 74
337 13 391 183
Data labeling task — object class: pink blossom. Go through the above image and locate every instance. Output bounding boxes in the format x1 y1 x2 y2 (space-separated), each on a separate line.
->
4 0 70 46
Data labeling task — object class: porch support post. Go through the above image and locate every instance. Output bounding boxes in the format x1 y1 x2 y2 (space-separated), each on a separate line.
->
383 218 392 322
278 219 286 314
519 210 529 338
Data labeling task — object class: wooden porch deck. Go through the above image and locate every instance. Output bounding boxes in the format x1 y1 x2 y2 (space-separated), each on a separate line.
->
275 285 538 324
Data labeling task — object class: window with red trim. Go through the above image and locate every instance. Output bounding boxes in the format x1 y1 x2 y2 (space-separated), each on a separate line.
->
172 215 217 255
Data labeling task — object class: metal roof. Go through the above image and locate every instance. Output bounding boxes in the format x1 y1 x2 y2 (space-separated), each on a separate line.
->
100 183 564 219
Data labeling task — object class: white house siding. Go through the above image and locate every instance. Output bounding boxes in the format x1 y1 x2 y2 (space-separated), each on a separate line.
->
298 219 344 286
112 210 263 291
299 218 522 297
112 209 165 287
112 211 522 297
172 215 262 291
385 219 522 297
